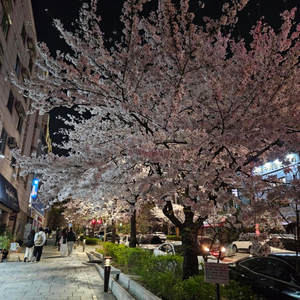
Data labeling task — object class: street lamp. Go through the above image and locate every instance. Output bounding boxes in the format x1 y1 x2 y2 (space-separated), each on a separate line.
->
104 256 112 292
83 239 86 252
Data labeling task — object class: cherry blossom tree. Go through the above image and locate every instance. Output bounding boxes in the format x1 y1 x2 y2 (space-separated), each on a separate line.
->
12 0 300 279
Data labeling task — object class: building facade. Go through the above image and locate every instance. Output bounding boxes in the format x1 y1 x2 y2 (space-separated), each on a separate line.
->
253 153 300 225
0 0 50 240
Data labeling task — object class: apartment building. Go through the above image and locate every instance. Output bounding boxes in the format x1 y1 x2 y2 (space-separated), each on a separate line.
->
0 0 50 239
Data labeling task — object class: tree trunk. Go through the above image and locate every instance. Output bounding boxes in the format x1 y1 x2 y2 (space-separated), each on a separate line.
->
129 209 137 247
181 221 200 279
163 201 201 280
111 220 116 243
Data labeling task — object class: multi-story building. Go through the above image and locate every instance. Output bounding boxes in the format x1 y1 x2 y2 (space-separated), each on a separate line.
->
253 153 300 225
0 0 50 240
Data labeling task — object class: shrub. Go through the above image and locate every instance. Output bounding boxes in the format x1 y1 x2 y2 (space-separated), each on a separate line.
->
167 235 182 241
85 237 100 245
97 243 265 300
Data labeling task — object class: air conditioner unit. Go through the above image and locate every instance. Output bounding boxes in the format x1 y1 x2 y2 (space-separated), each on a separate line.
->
7 137 17 149
1 0 13 12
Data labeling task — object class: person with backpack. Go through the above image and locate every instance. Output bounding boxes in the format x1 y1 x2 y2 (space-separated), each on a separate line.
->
32 227 46 262
66 227 76 257
59 228 68 257
24 229 35 262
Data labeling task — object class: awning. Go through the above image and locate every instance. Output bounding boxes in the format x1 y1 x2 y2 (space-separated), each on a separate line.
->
0 173 20 213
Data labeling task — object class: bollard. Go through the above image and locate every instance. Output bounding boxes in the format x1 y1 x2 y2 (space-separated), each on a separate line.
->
104 256 112 292
83 239 86 252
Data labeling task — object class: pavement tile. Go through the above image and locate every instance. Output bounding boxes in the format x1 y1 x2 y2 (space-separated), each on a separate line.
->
0 239 117 300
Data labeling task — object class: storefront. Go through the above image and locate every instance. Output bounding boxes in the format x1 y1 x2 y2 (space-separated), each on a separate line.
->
29 200 45 231
0 173 20 233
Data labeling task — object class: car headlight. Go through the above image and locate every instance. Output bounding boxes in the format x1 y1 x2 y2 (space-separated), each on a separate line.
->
203 246 210 252
221 247 226 253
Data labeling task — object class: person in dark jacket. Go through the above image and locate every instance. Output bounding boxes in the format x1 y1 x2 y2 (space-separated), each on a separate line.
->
66 227 76 256
24 229 35 262
55 226 62 246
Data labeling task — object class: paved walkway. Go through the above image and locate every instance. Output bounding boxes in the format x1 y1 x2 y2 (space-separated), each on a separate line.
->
0 238 116 300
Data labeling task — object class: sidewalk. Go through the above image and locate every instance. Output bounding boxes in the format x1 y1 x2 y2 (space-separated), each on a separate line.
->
0 238 116 300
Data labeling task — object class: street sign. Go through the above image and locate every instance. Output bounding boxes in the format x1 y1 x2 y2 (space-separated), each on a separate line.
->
204 262 229 284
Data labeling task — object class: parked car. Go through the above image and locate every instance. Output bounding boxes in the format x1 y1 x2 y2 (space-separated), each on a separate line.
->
102 232 120 243
198 236 226 260
120 235 131 246
268 252 299 266
228 256 300 299
137 234 163 250
153 243 184 256
154 232 167 242
94 231 105 239
231 238 253 253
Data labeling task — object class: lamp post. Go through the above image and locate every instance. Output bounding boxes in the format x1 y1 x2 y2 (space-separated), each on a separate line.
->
104 256 112 292
83 239 86 252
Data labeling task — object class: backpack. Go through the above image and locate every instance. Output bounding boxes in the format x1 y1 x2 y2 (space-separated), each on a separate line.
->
26 238 34 248
35 233 43 246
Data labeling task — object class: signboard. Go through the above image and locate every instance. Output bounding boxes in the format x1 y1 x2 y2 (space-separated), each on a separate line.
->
0 173 20 212
30 178 39 199
31 197 45 216
204 262 229 284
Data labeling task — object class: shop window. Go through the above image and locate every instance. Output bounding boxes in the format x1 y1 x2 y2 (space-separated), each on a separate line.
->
1 12 11 40
7 90 14 113
0 127 8 154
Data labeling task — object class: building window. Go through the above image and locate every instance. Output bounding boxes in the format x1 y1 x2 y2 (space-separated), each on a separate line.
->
28 56 33 73
1 0 13 12
0 128 8 154
17 116 23 133
10 155 16 169
21 67 29 82
7 90 14 113
1 12 11 40
21 24 26 44
14 55 21 77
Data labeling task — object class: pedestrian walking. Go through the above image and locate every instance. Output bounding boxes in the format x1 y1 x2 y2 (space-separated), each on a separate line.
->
44 225 49 237
55 226 62 246
32 227 46 262
60 228 68 257
23 229 35 262
66 227 76 257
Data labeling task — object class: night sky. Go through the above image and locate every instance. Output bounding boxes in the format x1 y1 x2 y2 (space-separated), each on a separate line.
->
31 0 299 154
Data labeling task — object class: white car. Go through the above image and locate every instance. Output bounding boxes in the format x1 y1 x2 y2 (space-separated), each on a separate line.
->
120 235 130 246
154 232 166 242
231 239 252 253
153 243 182 256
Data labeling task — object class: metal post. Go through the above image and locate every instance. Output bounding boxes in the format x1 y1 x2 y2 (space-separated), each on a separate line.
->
215 248 223 300
83 239 86 252
104 256 112 292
